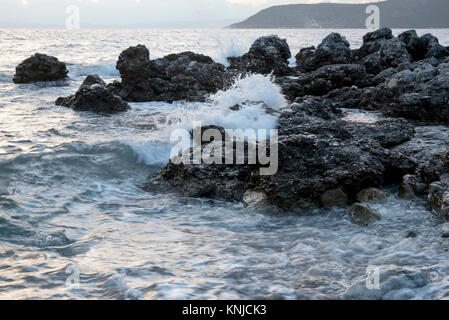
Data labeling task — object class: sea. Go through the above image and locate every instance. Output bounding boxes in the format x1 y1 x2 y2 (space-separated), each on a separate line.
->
1 28 449 299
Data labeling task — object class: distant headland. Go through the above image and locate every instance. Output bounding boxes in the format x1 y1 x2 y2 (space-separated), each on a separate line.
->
228 0 449 29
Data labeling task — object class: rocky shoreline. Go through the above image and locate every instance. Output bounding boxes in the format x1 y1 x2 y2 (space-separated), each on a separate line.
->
12 28 449 225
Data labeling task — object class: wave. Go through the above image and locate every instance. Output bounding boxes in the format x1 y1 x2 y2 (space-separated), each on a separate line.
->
68 62 119 80
0 72 12 83
210 73 287 110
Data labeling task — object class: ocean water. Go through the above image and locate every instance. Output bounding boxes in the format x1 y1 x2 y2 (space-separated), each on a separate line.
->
1 28 449 300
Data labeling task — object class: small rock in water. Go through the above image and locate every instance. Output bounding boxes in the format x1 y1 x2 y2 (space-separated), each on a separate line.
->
440 223 449 238
13 53 68 84
398 174 427 199
242 190 269 208
347 203 382 226
320 188 348 208
405 230 419 238
356 188 387 203
428 181 449 222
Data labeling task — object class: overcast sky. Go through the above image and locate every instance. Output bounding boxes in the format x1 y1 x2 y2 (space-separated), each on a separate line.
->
1 0 373 28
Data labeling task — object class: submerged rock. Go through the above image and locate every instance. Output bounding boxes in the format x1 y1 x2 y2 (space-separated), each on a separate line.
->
13 53 68 84
228 35 292 76
347 203 382 226
440 223 449 238
344 265 430 300
56 75 129 114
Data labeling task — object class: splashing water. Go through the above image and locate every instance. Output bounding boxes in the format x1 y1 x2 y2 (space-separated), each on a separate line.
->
1 29 449 300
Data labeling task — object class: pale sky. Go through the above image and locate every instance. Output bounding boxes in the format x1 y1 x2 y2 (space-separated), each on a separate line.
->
1 0 373 28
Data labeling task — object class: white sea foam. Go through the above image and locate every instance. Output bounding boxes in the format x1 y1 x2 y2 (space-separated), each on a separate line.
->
212 36 253 66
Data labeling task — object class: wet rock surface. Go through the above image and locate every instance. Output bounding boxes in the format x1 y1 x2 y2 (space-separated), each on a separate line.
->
109 48 227 102
228 35 292 76
13 53 68 84
296 33 352 72
91 29 449 219
347 203 382 226
56 75 129 114
152 107 416 210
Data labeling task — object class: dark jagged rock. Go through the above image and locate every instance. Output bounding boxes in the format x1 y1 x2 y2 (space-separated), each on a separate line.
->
379 38 411 69
156 141 260 201
354 28 393 60
369 59 449 123
109 44 153 102
283 64 371 100
13 53 68 84
56 75 129 114
151 107 415 210
149 52 227 102
110 48 227 103
398 30 422 60
295 46 315 69
296 33 352 72
81 74 106 87
290 96 342 120
399 30 449 61
228 35 292 76
419 34 449 60
354 30 410 74
142 30 449 216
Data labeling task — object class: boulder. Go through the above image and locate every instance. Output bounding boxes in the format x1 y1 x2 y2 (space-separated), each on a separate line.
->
242 190 269 208
56 75 129 114
296 33 352 72
440 223 449 238
111 44 153 101
81 74 106 87
347 203 382 226
399 31 449 61
320 188 348 207
398 30 423 61
110 46 227 102
354 28 393 60
148 52 227 102
356 188 387 203
228 35 292 76
379 38 411 69
419 33 449 60
428 181 449 221
13 53 68 84
398 174 428 199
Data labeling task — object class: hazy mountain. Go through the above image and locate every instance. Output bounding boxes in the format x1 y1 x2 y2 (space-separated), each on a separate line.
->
229 0 449 29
